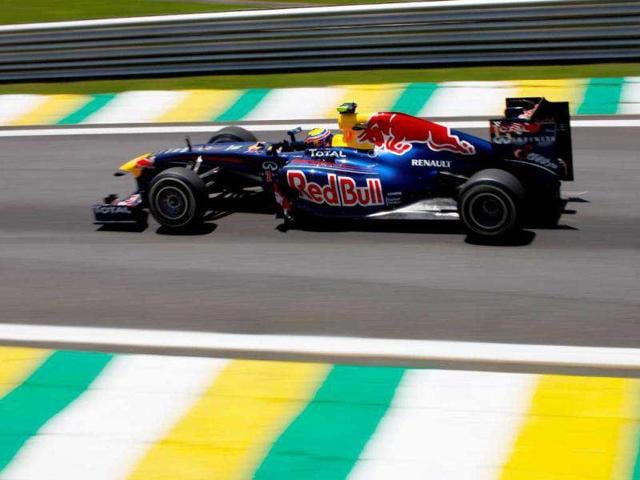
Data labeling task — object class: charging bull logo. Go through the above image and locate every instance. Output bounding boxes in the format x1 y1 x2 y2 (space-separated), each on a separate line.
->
357 113 476 156
287 170 383 207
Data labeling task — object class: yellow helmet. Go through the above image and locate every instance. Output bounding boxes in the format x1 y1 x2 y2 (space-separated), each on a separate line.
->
305 128 333 147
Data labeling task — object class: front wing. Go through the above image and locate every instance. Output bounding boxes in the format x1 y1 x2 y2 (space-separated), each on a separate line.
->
92 194 148 225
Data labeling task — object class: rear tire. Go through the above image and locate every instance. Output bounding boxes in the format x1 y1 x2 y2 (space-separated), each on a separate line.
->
458 169 524 238
208 126 257 144
148 167 207 230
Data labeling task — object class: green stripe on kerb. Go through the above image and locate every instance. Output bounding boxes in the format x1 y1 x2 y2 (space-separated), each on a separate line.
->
0 350 112 470
391 83 437 115
57 93 116 124
577 77 624 115
631 424 640 480
253 365 404 480
215 88 269 121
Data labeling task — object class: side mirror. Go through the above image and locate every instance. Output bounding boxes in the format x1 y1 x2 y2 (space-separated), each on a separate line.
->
287 127 302 143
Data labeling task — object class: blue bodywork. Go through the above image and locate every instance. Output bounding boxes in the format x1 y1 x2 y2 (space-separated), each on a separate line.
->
140 127 499 219
95 100 572 227
276 130 493 218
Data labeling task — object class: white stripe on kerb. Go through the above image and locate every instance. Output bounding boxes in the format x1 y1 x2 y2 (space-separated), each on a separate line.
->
350 370 535 480
2 355 228 480
420 81 517 117
82 91 185 124
0 95 45 125
245 87 345 121
619 78 640 115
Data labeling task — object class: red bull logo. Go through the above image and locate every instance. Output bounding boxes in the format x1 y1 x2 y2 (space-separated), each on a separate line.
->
491 120 543 135
357 113 476 156
287 170 383 207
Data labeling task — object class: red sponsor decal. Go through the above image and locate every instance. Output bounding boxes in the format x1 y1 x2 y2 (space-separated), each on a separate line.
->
273 182 291 210
286 170 383 207
357 112 476 156
491 121 543 135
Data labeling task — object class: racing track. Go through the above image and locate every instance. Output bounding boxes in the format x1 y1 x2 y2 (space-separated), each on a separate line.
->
0 125 638 350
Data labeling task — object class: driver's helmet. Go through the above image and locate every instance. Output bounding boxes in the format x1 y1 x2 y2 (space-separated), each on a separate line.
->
305 128 333 147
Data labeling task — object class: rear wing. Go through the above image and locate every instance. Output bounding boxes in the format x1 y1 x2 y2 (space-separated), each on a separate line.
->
490 97 573 181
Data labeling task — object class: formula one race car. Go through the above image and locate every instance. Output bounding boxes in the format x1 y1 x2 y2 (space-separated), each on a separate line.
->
93 98 573 238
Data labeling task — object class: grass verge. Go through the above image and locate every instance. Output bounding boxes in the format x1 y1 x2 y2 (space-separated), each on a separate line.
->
1 0 235 25
1 0 410 25
1 64 638 95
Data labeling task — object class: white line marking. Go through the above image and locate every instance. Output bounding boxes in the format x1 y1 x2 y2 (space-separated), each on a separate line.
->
2 323 640 372
0 0 561 32
0 119 638 138
0 123 336 137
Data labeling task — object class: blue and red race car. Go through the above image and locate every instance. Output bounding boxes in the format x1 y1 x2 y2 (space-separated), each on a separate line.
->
93 97 573 239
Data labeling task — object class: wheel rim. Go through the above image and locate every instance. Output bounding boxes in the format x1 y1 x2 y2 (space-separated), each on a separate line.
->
468 192 508 231
154 185 189 220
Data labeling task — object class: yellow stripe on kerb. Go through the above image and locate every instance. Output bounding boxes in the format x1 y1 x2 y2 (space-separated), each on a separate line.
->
156 89 239 123
500 375 638 480
128 359 329 480
0 347 50 398
328 84 404 117
10 95 89 126
514 79 586 114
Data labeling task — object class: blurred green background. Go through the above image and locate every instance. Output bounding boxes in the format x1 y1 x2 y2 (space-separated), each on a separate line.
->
2 0 409 24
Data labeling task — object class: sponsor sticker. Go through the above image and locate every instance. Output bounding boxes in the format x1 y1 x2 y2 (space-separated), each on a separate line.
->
523 152 558 170
286 170 383 207
262 160 279 171
411 159 452 168
491 121 556 146
308 149 347 159
93 205 132 215
492 121 542 135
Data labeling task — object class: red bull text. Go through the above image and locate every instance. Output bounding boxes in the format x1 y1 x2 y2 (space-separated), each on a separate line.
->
287 170 384 207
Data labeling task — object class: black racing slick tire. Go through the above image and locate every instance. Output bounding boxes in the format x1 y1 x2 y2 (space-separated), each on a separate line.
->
458 169 524 238
148 167 207 229
208 126 257 144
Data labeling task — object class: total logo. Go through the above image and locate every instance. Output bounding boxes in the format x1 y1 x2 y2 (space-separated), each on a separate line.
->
287 170 384 207
94 205 131 215
308 149 347 159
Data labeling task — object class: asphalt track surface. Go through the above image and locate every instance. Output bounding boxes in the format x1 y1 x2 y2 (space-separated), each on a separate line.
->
0 126 638 348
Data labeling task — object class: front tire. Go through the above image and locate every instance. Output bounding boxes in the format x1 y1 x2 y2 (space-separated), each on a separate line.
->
458 169 524 238
148 167 207 229
208 126 257 144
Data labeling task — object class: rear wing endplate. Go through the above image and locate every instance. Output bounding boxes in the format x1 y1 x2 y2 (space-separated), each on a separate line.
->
490 97 574 181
